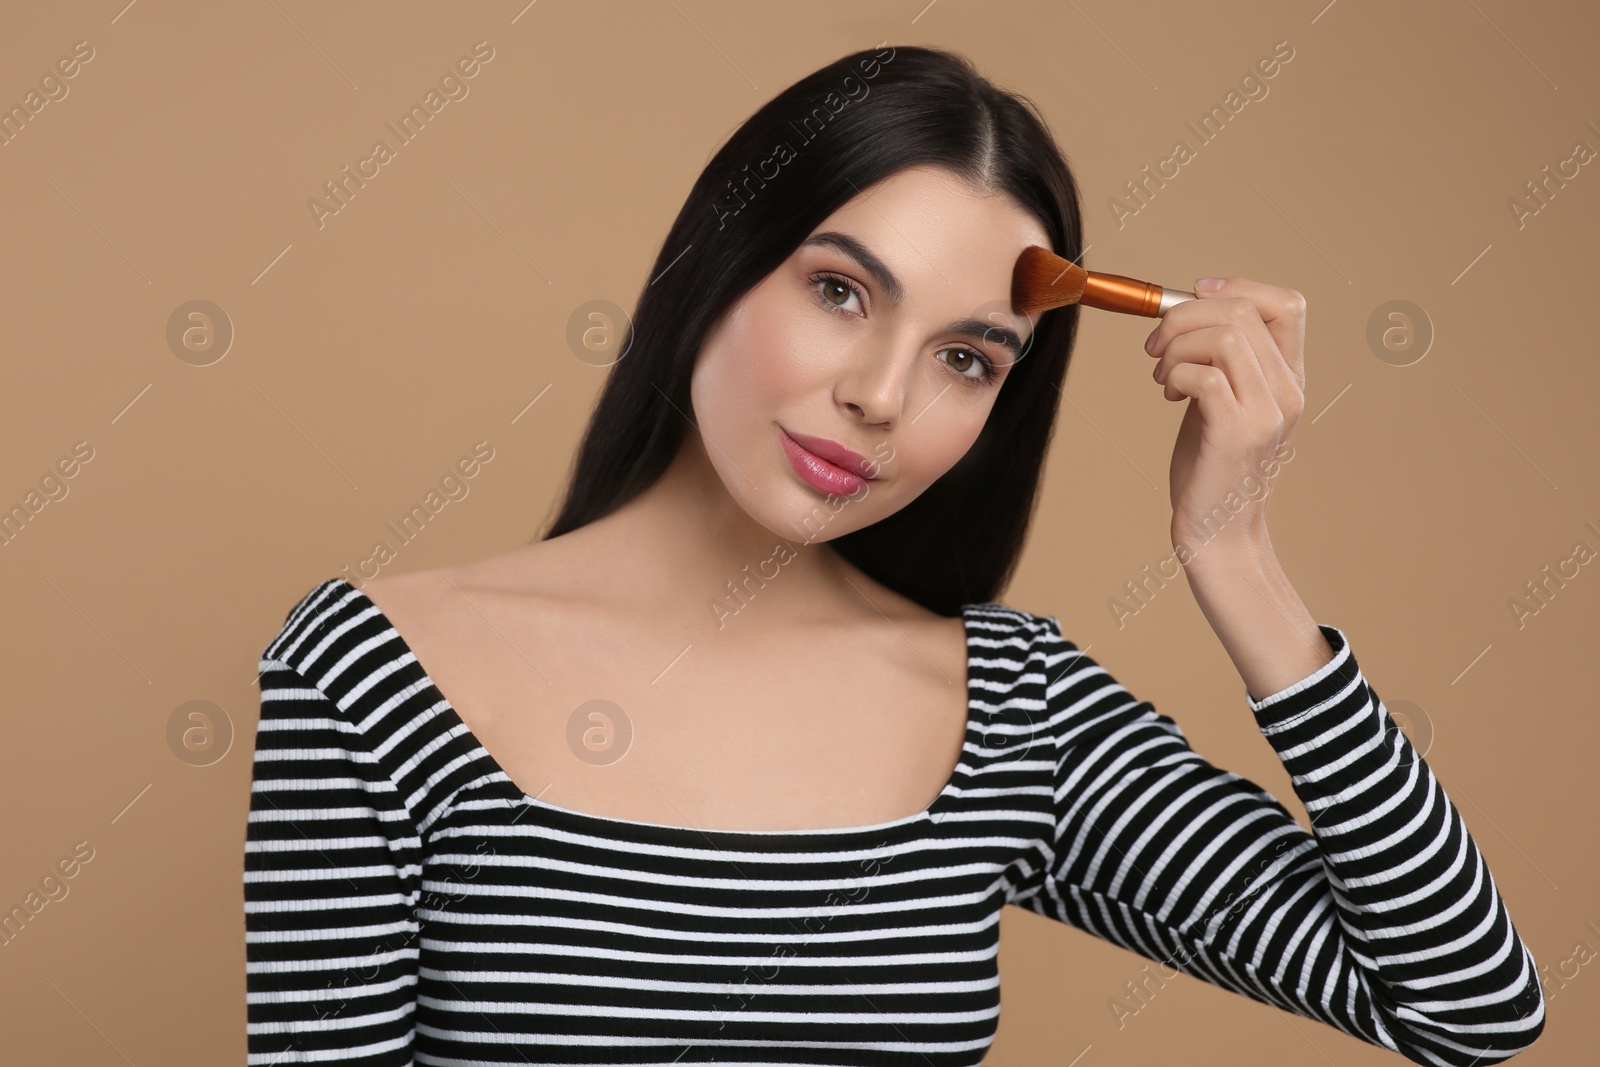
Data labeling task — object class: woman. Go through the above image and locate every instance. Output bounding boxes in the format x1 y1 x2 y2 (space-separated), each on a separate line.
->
243 44 1545 1065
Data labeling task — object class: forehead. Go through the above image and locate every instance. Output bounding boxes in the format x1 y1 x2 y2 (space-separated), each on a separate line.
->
804 165 1048 341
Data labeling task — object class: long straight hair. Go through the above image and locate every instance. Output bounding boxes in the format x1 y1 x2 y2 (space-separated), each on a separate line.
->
539 44 1085 617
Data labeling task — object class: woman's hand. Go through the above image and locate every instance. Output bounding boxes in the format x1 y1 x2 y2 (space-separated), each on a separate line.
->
1144 277 1307 563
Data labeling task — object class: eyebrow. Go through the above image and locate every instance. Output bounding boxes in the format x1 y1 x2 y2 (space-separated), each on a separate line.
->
799 231 1027 362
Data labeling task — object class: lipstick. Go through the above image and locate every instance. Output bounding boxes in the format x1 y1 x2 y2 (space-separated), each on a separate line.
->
778 426 875 497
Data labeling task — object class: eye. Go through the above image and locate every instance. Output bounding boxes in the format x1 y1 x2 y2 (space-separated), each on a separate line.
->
810 272 864 315
937 347 999 386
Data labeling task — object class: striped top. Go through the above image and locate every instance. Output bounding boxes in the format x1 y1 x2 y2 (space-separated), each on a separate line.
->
244 577 1545 1066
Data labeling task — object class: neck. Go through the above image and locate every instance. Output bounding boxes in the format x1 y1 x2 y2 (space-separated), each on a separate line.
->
559 428 862 626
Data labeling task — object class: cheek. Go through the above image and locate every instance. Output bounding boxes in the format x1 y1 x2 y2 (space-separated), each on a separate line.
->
694 297 820 429
893 418 986 488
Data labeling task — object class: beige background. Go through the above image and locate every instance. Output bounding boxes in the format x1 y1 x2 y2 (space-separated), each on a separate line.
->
1 1 1595 1063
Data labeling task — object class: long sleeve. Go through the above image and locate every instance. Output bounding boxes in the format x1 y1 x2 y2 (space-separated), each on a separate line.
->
244 654 423 1065
1012 620 1545 1065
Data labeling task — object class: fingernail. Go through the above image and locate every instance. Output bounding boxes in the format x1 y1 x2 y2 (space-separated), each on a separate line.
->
1194 277 1224 292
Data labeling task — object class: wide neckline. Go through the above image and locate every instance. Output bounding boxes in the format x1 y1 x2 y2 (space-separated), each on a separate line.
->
330 577 980 842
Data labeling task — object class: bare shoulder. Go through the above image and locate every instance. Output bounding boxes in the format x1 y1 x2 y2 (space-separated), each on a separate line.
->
357 542 563 643
357 565 452 629
823 562 972 685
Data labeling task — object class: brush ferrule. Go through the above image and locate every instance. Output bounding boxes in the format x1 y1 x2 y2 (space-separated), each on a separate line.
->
1158 287 1197 316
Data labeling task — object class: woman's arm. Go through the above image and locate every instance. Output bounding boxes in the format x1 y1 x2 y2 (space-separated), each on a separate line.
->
244 655 422 1065
1012 620 1545 1065
1180 532 1335 704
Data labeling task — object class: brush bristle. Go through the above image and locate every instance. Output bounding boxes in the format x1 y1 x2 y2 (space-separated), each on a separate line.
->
1011 245 1087 317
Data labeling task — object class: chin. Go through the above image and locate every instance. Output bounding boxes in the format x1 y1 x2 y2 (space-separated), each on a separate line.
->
787 481 882 543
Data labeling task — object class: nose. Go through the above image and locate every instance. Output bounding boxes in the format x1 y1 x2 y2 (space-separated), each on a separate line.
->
835 333 920 426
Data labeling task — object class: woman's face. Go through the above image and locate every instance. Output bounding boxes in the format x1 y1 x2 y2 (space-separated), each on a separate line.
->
690 163 1051 543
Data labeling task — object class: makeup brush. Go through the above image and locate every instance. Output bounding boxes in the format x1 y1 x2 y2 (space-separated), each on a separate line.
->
1011 245 1196 319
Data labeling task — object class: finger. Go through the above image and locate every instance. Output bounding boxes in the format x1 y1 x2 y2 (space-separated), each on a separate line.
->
1154 325 1277 418
1148 291 1300 418
1163 363 1240 421
1191 277 1306 392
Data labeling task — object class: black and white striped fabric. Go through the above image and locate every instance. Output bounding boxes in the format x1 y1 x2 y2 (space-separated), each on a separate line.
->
244 577 1545 1065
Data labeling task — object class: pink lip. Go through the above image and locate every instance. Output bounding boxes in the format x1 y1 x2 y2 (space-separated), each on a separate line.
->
778 426 876 496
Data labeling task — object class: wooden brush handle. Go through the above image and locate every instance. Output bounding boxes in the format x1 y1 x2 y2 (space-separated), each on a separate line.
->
1082 271 1197 317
